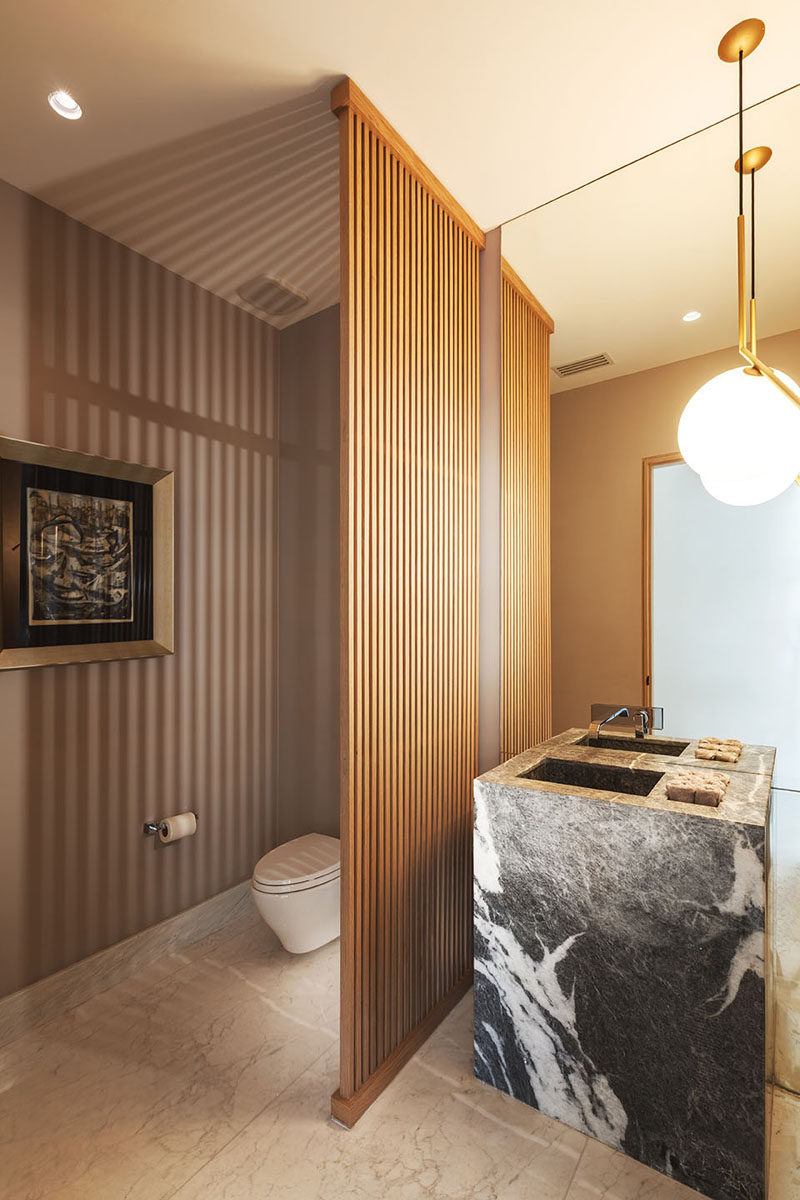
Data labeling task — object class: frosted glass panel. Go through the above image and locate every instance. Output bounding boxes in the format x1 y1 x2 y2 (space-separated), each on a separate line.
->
652 461 800 788
652 460 800 1093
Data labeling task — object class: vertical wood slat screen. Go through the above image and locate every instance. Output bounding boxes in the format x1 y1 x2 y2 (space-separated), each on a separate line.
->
331 79 484 1126
500 261 554 760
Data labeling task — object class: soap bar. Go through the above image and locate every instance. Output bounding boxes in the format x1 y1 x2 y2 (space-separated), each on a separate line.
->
696 736 742 763
666 769 730 807
695 783 725 807
667 781 696 803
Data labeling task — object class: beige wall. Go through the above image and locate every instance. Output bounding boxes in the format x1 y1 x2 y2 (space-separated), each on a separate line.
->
278 305 340 841
0 182 281 997
550 327 800 734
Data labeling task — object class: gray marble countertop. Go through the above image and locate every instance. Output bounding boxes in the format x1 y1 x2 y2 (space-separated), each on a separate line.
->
477 728 773 827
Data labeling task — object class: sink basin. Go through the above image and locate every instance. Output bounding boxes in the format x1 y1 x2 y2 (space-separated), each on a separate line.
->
578 734 690 757
522 757 665 796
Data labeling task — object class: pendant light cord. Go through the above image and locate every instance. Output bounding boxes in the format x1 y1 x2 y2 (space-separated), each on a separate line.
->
751 169 756 300
743 50 748 217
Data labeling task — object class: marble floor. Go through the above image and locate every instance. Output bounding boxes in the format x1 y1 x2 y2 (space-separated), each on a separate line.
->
1 908 797 1200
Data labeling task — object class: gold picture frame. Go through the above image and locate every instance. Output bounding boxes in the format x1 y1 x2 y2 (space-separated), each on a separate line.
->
0 435 174 671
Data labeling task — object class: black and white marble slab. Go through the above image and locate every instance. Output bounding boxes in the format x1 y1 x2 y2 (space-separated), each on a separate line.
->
474 735 773 1200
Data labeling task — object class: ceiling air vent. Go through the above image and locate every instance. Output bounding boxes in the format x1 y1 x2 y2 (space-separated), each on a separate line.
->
237 274 309 319
552 352 614 379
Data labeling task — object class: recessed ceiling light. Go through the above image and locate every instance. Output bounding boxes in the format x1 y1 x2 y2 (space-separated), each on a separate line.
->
682 310 702 323
48 90 82 120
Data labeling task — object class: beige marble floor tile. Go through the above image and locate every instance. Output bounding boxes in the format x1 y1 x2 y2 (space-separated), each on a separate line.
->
775 971 800 1095
0 921 336 1200
2 907 797 1200
185 909 340 1035
769 1087 800 1200
564 1138 708 1200
172 996 586 1200
0 884 252 1051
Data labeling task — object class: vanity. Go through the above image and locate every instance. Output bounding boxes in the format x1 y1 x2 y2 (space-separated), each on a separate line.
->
473 728 774 1200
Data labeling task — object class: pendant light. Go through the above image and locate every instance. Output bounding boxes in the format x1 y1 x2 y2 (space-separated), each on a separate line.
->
678 18 800 506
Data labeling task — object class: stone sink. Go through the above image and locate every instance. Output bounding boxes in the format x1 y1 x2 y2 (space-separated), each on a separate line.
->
473 727 775 1200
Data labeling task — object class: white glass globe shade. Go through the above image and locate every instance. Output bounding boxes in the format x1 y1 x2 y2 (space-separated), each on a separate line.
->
700 463 798 507
678 367 800 484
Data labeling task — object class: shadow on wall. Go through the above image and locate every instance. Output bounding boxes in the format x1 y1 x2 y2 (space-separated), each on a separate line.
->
278 306 340 843
20 197 280 991
39 86 340 331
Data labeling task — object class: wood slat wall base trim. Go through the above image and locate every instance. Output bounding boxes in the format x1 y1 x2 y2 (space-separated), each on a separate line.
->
330 969 473 1128
331 77 486 251
500 268 553 761
500 259 554 333
334 83 480 1125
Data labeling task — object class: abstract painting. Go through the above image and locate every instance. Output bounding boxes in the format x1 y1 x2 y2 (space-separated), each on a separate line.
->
0 435 173 669
26 488 134 625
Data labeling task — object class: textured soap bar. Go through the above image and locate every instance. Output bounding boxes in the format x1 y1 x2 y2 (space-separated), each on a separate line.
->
697 737 743 763
666 769 729 807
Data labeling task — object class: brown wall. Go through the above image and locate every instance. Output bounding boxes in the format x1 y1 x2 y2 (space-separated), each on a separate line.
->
550 327 800 734
0 181 281 997
278 305 340 842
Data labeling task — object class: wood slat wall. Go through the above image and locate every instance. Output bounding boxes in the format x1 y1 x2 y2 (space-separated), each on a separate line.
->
331 79 483 1126
500 260 554 760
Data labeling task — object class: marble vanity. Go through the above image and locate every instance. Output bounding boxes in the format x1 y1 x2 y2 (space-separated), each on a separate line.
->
474 728 774 1200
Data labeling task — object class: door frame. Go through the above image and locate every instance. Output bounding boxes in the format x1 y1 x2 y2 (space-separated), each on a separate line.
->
641 452 684 707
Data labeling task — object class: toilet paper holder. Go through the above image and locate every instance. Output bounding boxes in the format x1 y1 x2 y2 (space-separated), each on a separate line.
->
143 813 199 836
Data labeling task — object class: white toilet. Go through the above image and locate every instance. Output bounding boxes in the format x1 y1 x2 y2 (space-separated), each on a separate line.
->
250 833 340 954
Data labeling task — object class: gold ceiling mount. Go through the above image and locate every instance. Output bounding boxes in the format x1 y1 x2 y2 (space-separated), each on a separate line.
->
718 18 765 62
735 145 772 174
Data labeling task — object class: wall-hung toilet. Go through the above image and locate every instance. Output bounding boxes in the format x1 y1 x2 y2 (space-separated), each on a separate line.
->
250 833 340 954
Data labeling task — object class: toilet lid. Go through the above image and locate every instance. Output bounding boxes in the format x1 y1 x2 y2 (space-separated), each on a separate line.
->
253 833 340 888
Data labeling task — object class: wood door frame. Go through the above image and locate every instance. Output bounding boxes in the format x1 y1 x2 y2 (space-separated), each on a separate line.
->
642 452 683 706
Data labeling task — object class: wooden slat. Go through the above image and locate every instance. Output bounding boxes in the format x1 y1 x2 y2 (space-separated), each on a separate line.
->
500 264 553 759
331 77 486 251
333 83 481 1124
500 258 554 334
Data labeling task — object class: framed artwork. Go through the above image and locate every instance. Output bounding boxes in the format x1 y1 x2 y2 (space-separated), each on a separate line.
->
0 435 173 670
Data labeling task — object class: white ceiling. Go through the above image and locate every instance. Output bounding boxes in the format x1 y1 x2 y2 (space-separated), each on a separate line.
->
4 1 800 225
503 84 800 392
1 1 799 338
39 89 340 330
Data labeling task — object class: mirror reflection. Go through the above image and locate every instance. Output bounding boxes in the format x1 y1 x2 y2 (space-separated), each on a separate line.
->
502 79 800 1096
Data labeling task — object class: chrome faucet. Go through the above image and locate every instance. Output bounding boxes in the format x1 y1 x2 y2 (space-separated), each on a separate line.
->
634 708 650 738
588 705 630 739
588 703 664 740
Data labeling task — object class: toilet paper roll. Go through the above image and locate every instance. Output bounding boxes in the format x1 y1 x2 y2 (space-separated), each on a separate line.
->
158 812 197 844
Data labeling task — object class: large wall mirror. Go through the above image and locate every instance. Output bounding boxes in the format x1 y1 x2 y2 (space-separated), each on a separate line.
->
501 80 800 1094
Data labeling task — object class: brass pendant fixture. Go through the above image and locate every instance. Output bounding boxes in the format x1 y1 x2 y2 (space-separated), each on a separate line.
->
716 17 764 63
678 18 800 506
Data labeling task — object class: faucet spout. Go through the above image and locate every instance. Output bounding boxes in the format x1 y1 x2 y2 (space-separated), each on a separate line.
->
588 703 664 742
588 705 630 739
